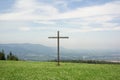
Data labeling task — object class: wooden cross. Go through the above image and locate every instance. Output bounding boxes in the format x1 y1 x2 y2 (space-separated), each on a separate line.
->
48 31 69 66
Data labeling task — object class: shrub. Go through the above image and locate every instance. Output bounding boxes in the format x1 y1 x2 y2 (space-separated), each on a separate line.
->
0 49 6 60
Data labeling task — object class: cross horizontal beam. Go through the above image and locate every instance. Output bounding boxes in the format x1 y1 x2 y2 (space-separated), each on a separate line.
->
48 37 69 39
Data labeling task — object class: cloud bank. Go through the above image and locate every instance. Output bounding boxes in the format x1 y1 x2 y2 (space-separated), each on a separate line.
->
0 0 120 32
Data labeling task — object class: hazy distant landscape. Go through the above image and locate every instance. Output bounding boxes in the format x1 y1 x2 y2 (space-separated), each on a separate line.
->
0 43 120 61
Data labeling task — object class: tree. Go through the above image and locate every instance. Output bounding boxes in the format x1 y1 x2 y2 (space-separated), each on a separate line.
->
7 51 18 61
0 49 6 60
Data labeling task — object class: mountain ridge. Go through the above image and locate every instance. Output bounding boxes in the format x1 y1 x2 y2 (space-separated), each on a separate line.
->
0 43 120 61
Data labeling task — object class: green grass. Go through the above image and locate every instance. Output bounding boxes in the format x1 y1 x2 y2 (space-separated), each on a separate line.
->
0 61 120 80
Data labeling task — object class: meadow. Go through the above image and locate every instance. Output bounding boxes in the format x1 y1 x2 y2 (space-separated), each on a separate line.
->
0 61 120 80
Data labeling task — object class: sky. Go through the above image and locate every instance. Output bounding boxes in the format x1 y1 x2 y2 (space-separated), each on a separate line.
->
0 0 120 50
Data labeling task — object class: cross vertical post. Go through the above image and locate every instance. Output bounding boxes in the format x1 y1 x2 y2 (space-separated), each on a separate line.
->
57 31 60 66
48 31 69 66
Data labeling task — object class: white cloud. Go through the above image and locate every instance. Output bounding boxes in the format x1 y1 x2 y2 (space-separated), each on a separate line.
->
0 0 120 32
0 0 120 20
57 1 120 19
19 27 31 31
0 0 59 21
60 26 120 33
34 20 56 25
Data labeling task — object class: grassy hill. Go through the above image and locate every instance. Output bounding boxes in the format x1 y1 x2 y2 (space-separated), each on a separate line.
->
0 61 120 80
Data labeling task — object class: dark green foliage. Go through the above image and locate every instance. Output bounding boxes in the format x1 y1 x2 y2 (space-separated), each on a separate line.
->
51 59 120 64
7 51 18 61
0 49 6 60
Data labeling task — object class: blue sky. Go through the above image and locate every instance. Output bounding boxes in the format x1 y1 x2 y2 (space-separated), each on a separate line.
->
0 0 120 50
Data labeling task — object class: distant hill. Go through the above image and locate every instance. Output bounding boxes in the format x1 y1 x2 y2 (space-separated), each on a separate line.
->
0 43 120 61
0 43 56 60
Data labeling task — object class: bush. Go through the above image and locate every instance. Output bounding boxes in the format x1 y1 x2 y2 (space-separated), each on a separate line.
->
7 51 18 61
0 49 6 60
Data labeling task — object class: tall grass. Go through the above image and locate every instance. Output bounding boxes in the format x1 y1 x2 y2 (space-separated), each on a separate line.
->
0 61 120 80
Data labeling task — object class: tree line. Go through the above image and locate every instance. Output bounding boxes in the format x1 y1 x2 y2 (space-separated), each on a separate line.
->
51 59 120 64
0 49 19 61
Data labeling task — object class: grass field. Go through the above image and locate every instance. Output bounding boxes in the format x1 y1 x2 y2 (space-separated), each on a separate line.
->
0 61 120 80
